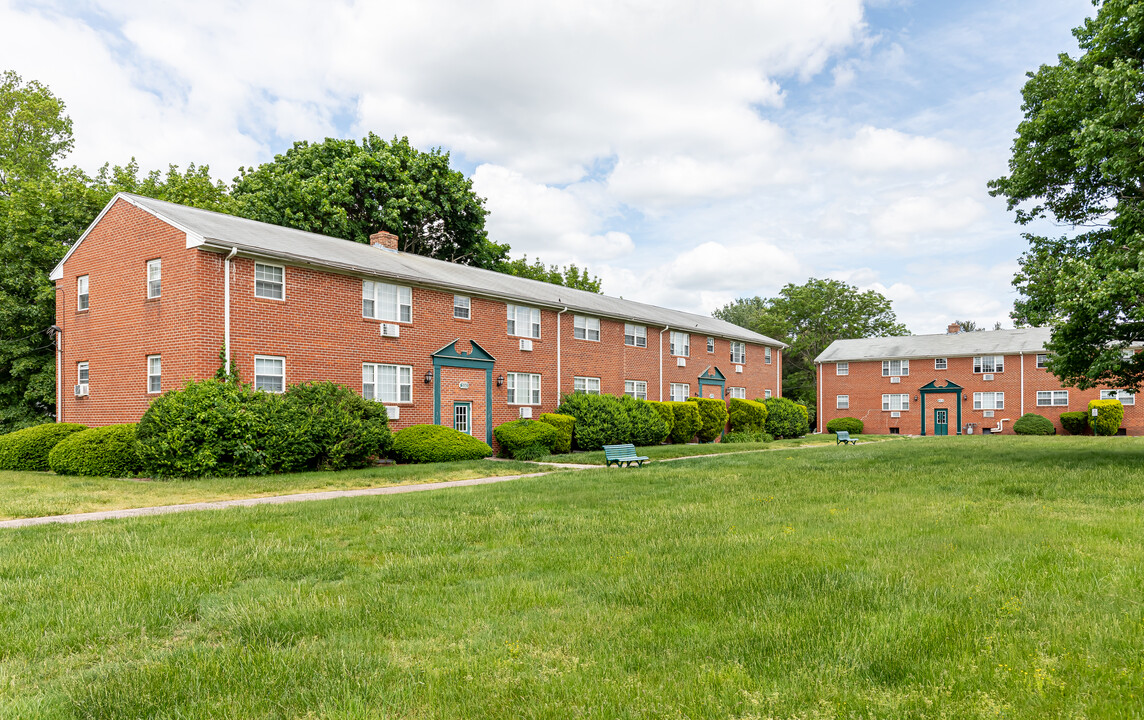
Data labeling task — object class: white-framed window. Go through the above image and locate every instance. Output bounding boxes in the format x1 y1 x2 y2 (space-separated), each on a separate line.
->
574 376 601 395
837 394 849 409
362 280 412 322
625 380 647 400
507 372 541 404
934 358 947 370
77 361 89 387
574 315 600 341
147 259 161 298
453 295 470 320
882 393 909 411
1036 354 1049 369
1101 389 1136 406
254 263 284 300
507 304 541 339
973 356 1004 374
147 355 161 393
730 342 746 364
836 362 849 376
670 331 690 357
254 356 285 393
765 347 772 364
77 275 89 311
1037 390 1068 406
707 337 715 353
764 389 772 399
624 324 647 348
362 363 413 403
974 392 1005 410
728 386 746 399
669 383 690 402
882 359 909 377
454 403 470 435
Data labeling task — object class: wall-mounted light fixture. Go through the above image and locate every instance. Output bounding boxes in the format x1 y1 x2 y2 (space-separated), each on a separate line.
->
423 371 433 384
497 374 505 387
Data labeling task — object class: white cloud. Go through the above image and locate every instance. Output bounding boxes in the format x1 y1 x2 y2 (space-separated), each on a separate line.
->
870 194 986 241
834 126 962 173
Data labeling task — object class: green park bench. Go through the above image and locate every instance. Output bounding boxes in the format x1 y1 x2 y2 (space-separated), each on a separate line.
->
604 444 649 467
835 431 858 445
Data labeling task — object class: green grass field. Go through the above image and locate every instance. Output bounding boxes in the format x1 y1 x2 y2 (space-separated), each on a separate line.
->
541 433 902 464
2 436 1143 718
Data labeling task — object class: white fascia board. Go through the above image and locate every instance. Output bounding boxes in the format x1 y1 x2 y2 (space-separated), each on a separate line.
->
48 193 203 281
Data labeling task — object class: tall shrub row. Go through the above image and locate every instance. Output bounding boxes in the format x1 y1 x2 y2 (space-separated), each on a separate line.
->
667 402 702 444
556 393 669 450
763 397 809 439
0 423 87 471
686 397 730 442
727 399 768 433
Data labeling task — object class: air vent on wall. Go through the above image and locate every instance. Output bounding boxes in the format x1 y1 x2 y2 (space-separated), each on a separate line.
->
890 376 901 384
735 365 743 373
984 410 994 418
676 357 686 367
384 405 399 420
74 384 88 397
890 411 901 418
519 406 533 419
380 323 400 338
519 338 533 351
983 374 994 381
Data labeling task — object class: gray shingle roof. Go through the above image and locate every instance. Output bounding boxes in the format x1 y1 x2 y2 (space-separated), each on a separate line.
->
815 327 1053 363
76 193 784 347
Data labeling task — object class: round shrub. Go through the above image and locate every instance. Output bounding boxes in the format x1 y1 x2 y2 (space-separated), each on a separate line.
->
392 424 493 463
1012 413 1056 436
648 401 675 437
0 423 87 471
494 420 560 460
617 396 669 446
556 393 632 451
48 424 142 477
274 381 393 471
686 397 729 442
538 413 575 454
1088 398 1125 436
826 417 864 434
667 401 702 444
1059 411 1089 435
763 397 809 439
727 398 768 433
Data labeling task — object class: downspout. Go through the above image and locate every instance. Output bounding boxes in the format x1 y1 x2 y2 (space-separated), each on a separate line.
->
1020 351 1025 417
224 247 238 371
659 326 670 401
777 346 783 397
55 288 63 422
817 361 822 434
556 307 567 396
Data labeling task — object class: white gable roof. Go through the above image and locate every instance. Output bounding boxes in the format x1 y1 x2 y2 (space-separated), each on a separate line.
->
816 328 1054 363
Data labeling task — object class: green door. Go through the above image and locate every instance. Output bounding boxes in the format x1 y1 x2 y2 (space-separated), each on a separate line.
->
934 408 948 436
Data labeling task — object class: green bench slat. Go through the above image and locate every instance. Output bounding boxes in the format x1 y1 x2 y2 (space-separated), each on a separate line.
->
603 444 649 467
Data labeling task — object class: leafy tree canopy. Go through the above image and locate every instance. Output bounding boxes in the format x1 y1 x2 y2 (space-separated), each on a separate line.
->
989 0 1144 390
494 255 601 293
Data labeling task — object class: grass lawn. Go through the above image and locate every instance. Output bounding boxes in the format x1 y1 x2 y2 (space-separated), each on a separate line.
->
0 459 548 520
541 433 903 464
2 436 1143 718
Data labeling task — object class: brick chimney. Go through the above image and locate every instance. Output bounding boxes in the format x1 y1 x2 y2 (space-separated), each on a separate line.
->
369 230 399 252
947 322 962 334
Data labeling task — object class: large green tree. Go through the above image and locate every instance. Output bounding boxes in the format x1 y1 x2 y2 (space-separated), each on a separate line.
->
494 255 601 293
989 0 1144 390
714 278 908 408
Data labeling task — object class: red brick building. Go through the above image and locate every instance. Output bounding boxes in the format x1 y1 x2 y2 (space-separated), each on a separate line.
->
50 194 784 443
815 324 1140 436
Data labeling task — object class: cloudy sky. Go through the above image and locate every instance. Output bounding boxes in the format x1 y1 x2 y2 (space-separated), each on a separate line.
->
2 0 1092 333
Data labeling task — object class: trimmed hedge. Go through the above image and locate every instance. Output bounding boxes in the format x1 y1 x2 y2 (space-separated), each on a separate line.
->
763 397 809 439
667 402 702 444
727 398 768 433
648 401 675 437
1060 411 1088 436
494 420 561 460
826 417 863 434
724 430 774 444
0 423 87 471
556 393 632 451
1012 413 1056 436
538 413 575 454
686 397 730 442
618 395 670 446
1088 399 1124 436
48 424 142 477
392 424 493 463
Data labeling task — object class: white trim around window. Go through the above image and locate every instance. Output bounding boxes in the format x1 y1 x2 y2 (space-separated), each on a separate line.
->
573 315 600 341
574 376 601 394
973 355 1004 374
77 275 89 311
765 347 772 364
254 263 285 300
1036 390 1068 406
77 361 89 388
254 355 285 393
147 259 161 298
882 393 909 411
507 372 541 404
837 394 849 409
453 295 470 320
764 389 772 399
363 280 412 322
707 337 715 354
974 391 1004 410
625 380 647 400
1101 389 1136 406
1036 354 1049 369
669 331 690 357
624 324 647 348
507 305 541 339
362 363 413 403
934 358 947 370
882 359 909 377
730 341 746 364
728 386 746 399
836 362 849 376
669 383 690 402
147 355 161 394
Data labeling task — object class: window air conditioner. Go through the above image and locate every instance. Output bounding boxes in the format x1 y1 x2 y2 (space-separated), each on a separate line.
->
735 365 743 373
74 384 88 397
384 405 399 420
890 376 901 384
380 323 400 338
519 406 533 419
983 374 994 381
519 338 533 351
890 411 901 418
676 357 686 367
984 410 994 418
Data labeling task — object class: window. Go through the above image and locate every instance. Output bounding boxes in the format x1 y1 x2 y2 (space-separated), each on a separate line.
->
363 280 412 322
147 259 161 298
625 380 647 400
147 355 161 393
670 331 690 357
1037 390 1068 406
764 389 772 399
507 372 541 404
254 263 284 300
973 356 1004 373
837 395 849 409
454 403 470 435
77 361 89 388
836 362 849 376
669 383 690 402
728 387 746 399
1101 389 1136 406
882 360 909 376
453 295 470 320
1036 354 1049 368
574 376 601 394
254 356 285 393
934 358 947 370
707 337 715 353
974 392 1005 410
77 275 89 311
624 324 647 347
362 363 413 403
574 315 600 341
507 305 541 339
882 394 909 411
765 347 772 364
730 342 746 364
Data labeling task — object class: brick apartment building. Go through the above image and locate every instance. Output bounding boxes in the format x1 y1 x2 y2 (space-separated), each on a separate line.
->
815 324 1140 436
49 194 784 444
